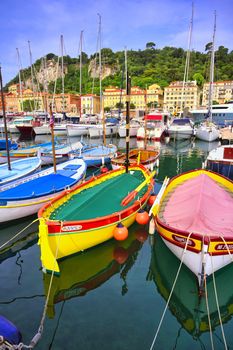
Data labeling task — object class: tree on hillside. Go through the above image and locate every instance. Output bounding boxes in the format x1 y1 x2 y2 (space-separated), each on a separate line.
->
205 42 213 52
193 73 205 87
146 42 156 50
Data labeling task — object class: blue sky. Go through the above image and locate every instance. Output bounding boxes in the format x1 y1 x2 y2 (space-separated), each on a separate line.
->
1 0 232 85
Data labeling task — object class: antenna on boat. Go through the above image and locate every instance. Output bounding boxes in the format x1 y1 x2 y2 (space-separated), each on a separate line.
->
125 67 131 173
49 103 57 173
208 11 216 122
0 66 11 171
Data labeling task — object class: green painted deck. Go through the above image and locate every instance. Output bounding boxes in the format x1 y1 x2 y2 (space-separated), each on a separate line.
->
50 170 148 221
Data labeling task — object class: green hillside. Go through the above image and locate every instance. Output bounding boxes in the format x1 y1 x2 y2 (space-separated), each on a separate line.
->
5 44 233 94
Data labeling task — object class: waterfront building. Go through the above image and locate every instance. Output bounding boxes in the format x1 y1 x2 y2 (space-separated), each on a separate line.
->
103 84 163 112
81 94 100 114
1 84 81 114
164 81 200 114
202 81 233 106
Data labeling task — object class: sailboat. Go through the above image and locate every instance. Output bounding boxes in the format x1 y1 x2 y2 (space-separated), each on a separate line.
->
0 66 42 185
195 12 220 142
0 104 86 223
167 5 194 141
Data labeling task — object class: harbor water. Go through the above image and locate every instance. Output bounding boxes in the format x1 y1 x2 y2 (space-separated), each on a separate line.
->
1 135 232 350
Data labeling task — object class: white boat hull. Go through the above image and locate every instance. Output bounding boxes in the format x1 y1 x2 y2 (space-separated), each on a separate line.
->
34 125 51 135
168 127 193 140
89 125 118 138
195 126 220 142
118 126 138 138
162 238 232 285
66 124 89 137
0 159 86 223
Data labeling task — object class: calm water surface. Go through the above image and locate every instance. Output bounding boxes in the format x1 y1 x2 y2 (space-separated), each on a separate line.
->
1 136 232 350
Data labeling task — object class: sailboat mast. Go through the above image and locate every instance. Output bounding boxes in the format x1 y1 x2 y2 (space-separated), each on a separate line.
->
97 13 106 145
61 34 65 114
0 66 11 170
181 2 194 114
79 30 83 118
16 48 23 112
28 40 36 115
125 67 131 174
208 11 216 121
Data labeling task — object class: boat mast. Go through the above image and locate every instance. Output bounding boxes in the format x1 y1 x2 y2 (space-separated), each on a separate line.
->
16 48 23 113
61 34 65 114
180 2 194 115
0 66 11 170
49 103 57 173
208 11 216 122
125 56 131 174
79 30 83 118
97 13 106 146
28 41 36 116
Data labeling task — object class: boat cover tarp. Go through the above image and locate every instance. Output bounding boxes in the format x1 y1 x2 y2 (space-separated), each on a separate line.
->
82 145 115 157
50 170 147 221
0 173 77 201
162 174 233 237
145 114 162 121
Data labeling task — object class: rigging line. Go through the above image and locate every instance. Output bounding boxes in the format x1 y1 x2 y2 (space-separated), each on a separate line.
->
0 218 39 251
210 253 228 350
52 55 60 111
48 301 66 350
204 267 215 350
23 221 65 349
172 326 183 350
220 235 233 263
15 252 23 286
149 231 193 350
92 19 100 95
0 295 44 305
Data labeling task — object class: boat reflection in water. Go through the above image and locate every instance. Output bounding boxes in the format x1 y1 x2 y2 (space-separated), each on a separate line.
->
148 235 233 341
43 224 148 318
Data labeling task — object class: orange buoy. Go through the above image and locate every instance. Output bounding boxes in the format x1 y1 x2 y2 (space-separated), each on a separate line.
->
148 193 157 206
113 223 128 241
113 246 129 264
136 209 150 225
135 228 148 242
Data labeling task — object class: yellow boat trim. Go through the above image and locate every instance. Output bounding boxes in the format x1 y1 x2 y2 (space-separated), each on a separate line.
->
0 196 54 209
208 240 233 254
157 222 202 252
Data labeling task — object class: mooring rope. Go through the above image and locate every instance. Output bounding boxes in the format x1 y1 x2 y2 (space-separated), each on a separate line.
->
6 221 64 349
210 254 228 350
149 232 193 350
0 219 39 251
204 270 215 350
220 235 233 263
